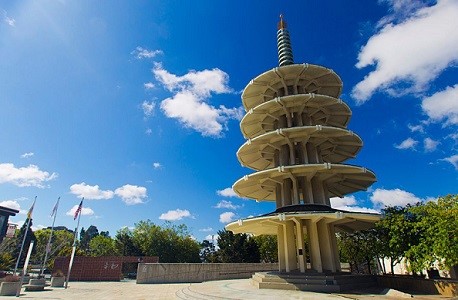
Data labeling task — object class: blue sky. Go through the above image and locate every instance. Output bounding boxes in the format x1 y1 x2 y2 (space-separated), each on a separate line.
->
0 0 457 242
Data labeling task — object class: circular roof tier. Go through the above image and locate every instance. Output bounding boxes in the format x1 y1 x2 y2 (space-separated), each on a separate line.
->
237 126 363 170
233 163 376 201
240 94 351 139
242 64 343 111
226 209 380 236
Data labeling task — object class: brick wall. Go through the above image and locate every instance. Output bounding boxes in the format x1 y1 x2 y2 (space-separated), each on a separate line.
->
53 256 159 281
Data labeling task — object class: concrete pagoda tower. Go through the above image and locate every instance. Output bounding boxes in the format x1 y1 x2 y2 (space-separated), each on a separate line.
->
226 16 379 274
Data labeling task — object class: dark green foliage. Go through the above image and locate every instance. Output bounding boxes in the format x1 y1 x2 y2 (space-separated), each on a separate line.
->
114 227 142 256
200 240 218 262
131 220 200 263
216 229 260 263
253 235 278 263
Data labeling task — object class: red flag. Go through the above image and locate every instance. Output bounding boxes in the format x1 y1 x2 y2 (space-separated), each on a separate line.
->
74 199 83 220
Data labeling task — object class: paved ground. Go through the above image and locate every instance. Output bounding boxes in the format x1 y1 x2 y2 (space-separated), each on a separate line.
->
0 279 450 300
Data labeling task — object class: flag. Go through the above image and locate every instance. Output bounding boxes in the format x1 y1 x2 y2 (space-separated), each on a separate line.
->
51 197 60 217
74 199 83 220
27 197 37 219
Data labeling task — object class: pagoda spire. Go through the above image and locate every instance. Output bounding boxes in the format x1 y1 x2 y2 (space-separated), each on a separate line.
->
277 14 294 66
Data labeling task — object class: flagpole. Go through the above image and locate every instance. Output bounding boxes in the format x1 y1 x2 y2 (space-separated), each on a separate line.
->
40 197 60 277
65 198 83 289
16 240 34 297
14 196 36 275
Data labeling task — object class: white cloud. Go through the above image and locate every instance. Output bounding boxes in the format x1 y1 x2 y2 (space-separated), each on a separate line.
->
330 196 357 207
66 205 95 217
213 200 241 210
159 209 192 221
442 154 458 170
20 152 34 159
370 188 423 207
153 63 243 137
2 10 15 27
145 128 152 135
152 162 162 169
131 47 162 59
330 196 379 214
407 124 424 133
352 0 458 103
219 211 236 223
115 184 147 205
421 84 458 126
216 187 239 198
144 82 155 90
142 100 155 117
205 234 219 241
31 225 46 231
0 200 21 211
424 137 439 152
0 163 57 188
70 182 114 200
394 137 418 150
199 227 213 232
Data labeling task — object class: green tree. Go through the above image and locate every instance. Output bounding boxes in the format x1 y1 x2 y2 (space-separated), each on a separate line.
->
79 225 99 253
253 235 278 263
114 227 143 256
216 229 260 263
89 235 118 256
31 229 74 269
406 195 458 273
131 220 200 263
200 240 218 263
338 229 380 274
376 205 421 274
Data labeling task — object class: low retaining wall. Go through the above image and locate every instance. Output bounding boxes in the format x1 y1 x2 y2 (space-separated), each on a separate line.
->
136 263 278 284
377 275 458 297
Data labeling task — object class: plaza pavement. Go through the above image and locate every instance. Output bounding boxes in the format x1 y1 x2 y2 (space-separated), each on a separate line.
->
0 279 448 300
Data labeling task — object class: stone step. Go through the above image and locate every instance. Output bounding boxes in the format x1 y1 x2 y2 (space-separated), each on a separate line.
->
252 273 331 285
252 272 377 293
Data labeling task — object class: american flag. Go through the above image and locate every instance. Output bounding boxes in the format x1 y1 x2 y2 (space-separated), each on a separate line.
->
74 199 84 220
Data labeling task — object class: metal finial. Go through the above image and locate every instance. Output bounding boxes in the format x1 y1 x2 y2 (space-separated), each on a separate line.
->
276 14 294 66
278 14 287 30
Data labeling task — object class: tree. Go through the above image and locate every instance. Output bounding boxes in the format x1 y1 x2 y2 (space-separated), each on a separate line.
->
31 229 74 269
253 235 278 263
114 227 142 256
131 220 200 263
79 225 99 253
200 240 218 263
375 205 421 274
89 235 118 256
406 195 458 273
338 229 380 274
216 229 260 263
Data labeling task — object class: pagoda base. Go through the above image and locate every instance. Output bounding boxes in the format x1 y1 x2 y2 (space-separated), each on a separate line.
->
251 271 377 292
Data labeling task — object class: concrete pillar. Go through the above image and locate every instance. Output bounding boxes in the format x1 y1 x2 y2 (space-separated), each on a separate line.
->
275 183 282 209
311 177 326 205
283 179 292 206
277 225 286 272
306 219 322 273
317 220 337 272
284 221 297 272
328 224 341 271
293 219 306 272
